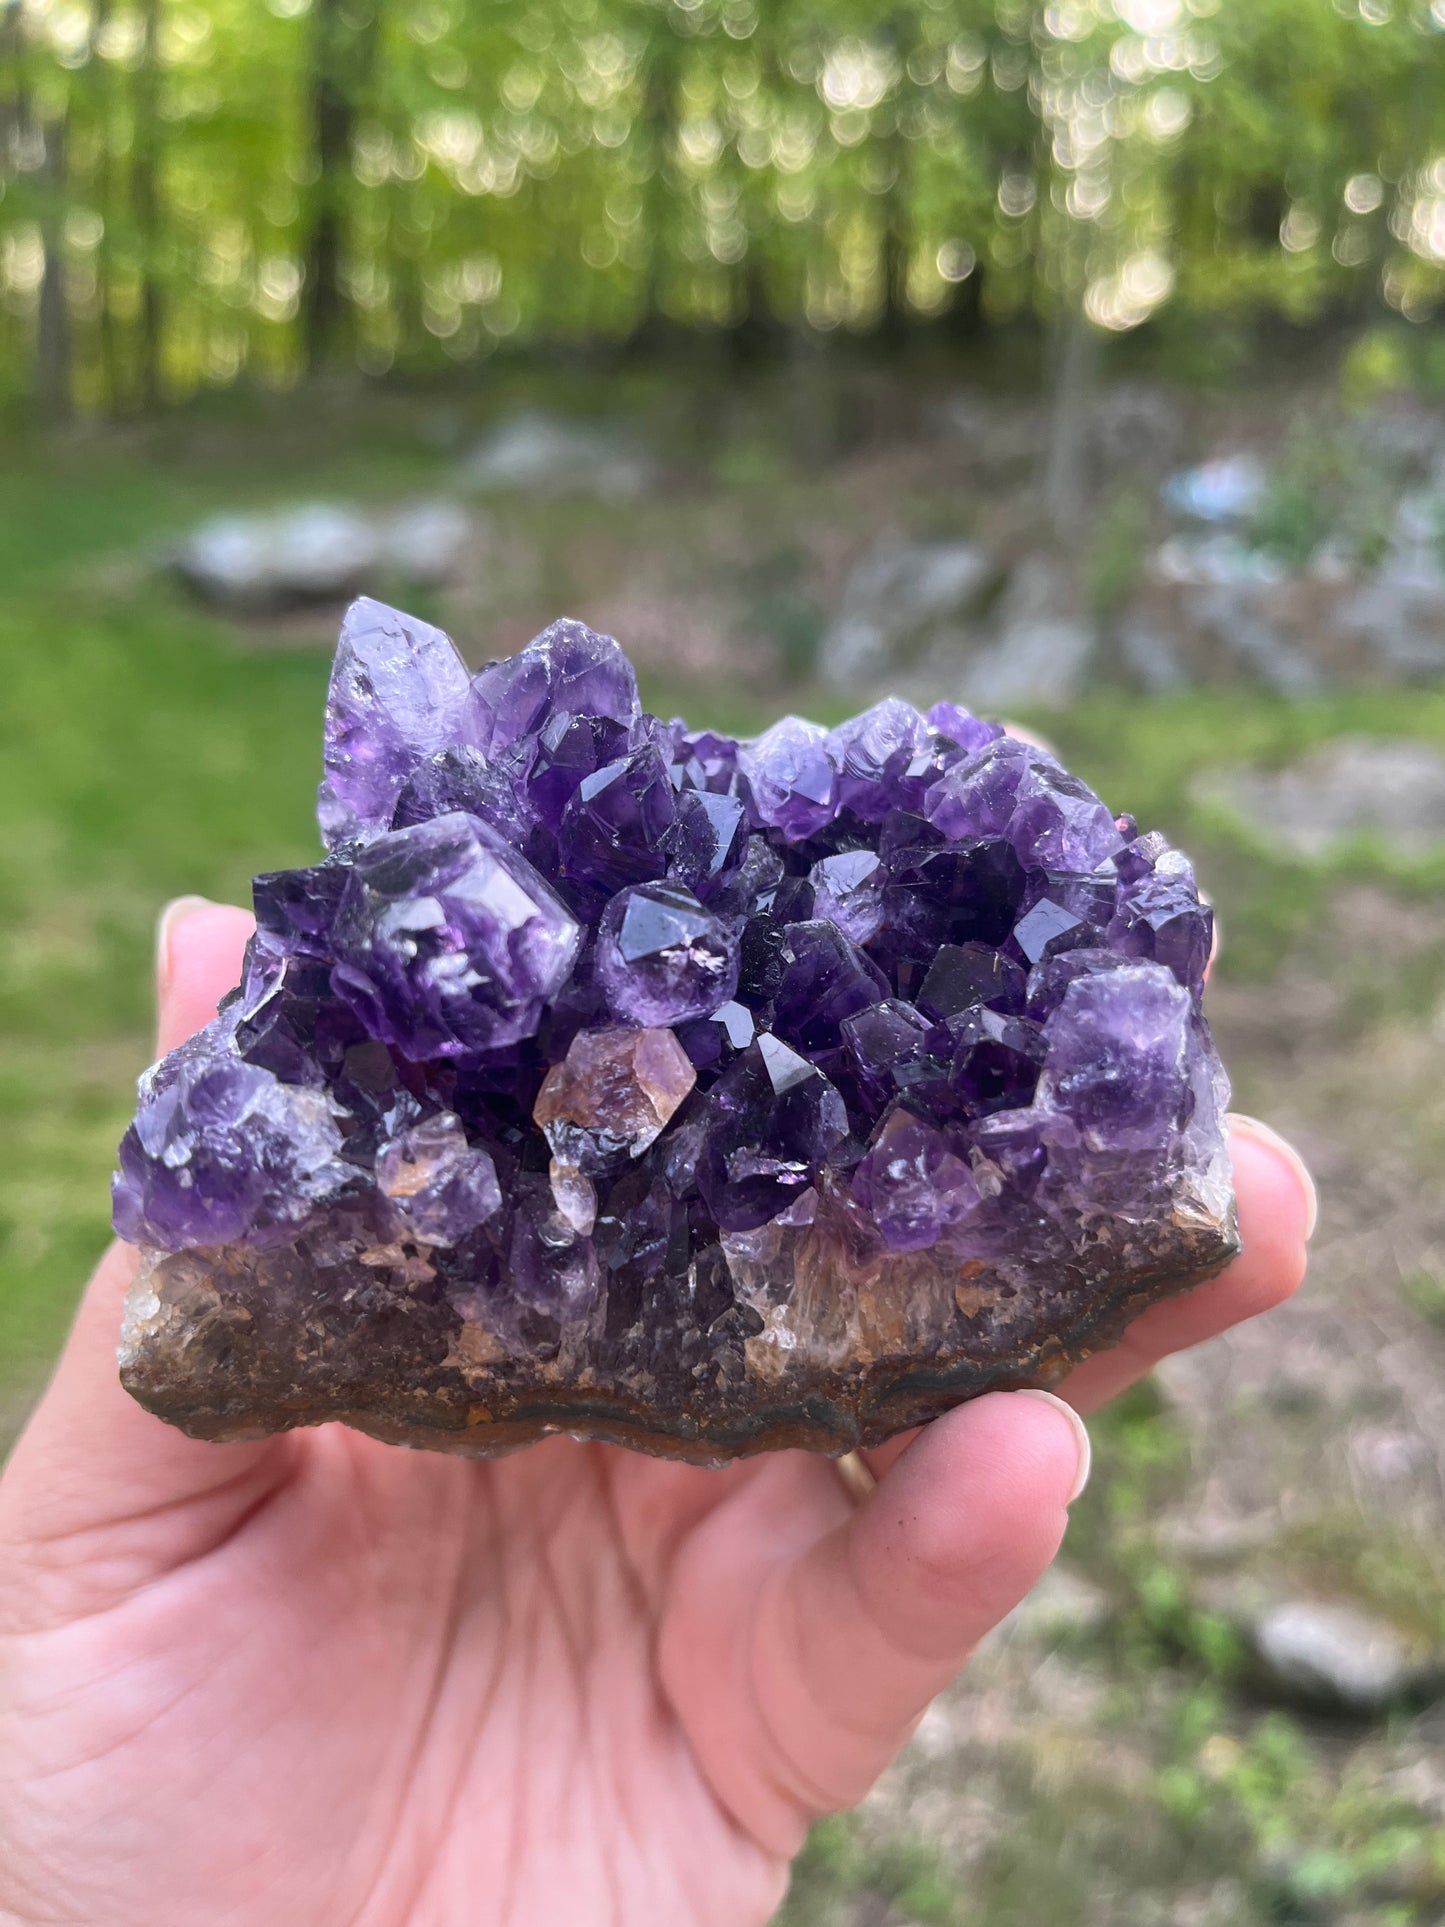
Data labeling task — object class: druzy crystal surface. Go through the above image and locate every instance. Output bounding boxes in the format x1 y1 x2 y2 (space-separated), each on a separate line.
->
116 598 1237 1463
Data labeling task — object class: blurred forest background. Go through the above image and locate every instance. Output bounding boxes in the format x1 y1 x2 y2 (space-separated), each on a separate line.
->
3 0 1445 413
5 1 1445 1924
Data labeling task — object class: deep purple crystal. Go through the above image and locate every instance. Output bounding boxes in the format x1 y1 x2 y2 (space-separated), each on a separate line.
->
738 715 837 841
772 920 891 1053
810 849 885 944
115 598 1237 1467
594 880 739 1026
470 616 639 758
556 741 676 893
696 1034 850 1232
330 811 581 1059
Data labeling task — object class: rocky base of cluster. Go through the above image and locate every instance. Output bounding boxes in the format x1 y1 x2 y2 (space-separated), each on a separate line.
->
120 1193 1233 1461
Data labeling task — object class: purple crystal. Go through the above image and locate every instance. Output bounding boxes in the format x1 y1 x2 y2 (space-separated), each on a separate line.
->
827 699 933 822
947 1007 1048 1117
594 881 739 1026
674 727 742 794
521 711 632 831
810 849 885 945
927 701 1005 757
852 1108 980 1252
389 746 532 844
917 943 1027 1020
557 742 676 893
1025 946 1134 1019
664 788 749 900
841 997 936 1113
677 998 756 1072
330 811 581 1059
739 715 837 841
113 1010 348 1251
470 617 639 758
1037 965 1192 1153
376 1113 502 1244
773 920 891 1053
876 836 1027 991
925 739 1124 871
318 598 473 847
1110 850 1213 990
697 1034 850 1232
115 597 1238 1467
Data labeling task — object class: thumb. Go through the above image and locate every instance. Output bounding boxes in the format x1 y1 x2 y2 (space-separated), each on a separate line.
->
669 1390 1088 1856
0 897 293 1615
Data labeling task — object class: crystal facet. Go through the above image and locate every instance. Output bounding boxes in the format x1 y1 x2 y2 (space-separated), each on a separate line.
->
116 601 1238 1465
594 881 739 1026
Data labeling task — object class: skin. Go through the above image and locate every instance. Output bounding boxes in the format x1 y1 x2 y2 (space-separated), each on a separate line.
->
0 902 1312 1927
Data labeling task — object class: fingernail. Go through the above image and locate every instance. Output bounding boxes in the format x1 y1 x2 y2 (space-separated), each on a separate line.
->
1016 1389 1091 1503
1226 1113 1318 1243
155 896 213 1001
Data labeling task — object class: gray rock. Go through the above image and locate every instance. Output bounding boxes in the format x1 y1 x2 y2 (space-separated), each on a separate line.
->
1118 618 1189 693
1152 533 1286 588
377 500 473 584
175 503 377 610
174 499 474 611
1333 493 1445 680
1183 581 1325 696
959 555 1095 710
1193 737 1445 860
1091 381 1185 474
1250 1600 1422 1713
459 410 655 500
819 539 997 689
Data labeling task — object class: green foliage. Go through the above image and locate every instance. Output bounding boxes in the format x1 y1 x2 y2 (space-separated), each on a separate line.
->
777 1816 965 1926
741 543 826 683
1159 1705 1445 1923
4 0 1445 417
1087 484 1148 623
1401 1268 1445 1330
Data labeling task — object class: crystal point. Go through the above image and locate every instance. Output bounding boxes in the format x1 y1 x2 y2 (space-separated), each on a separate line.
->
318 598 473 847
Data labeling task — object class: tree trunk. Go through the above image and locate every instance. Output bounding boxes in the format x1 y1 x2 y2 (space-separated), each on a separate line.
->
875 8 914 348
945 260 986 341
302 0 379 375
627 20 678 352
132 0 163 409
36 115 71 419
1042 304 1098 544
0 0 22 170
2 0 31 402
88 0 121 412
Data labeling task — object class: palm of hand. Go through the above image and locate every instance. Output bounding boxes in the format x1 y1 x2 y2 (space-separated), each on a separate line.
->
0 905 1310 1927
7 1425 795 1925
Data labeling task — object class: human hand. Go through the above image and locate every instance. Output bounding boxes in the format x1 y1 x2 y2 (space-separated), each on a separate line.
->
0 900 1312 1927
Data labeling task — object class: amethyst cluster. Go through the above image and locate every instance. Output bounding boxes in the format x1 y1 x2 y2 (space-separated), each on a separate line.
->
116 599 1237 1462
